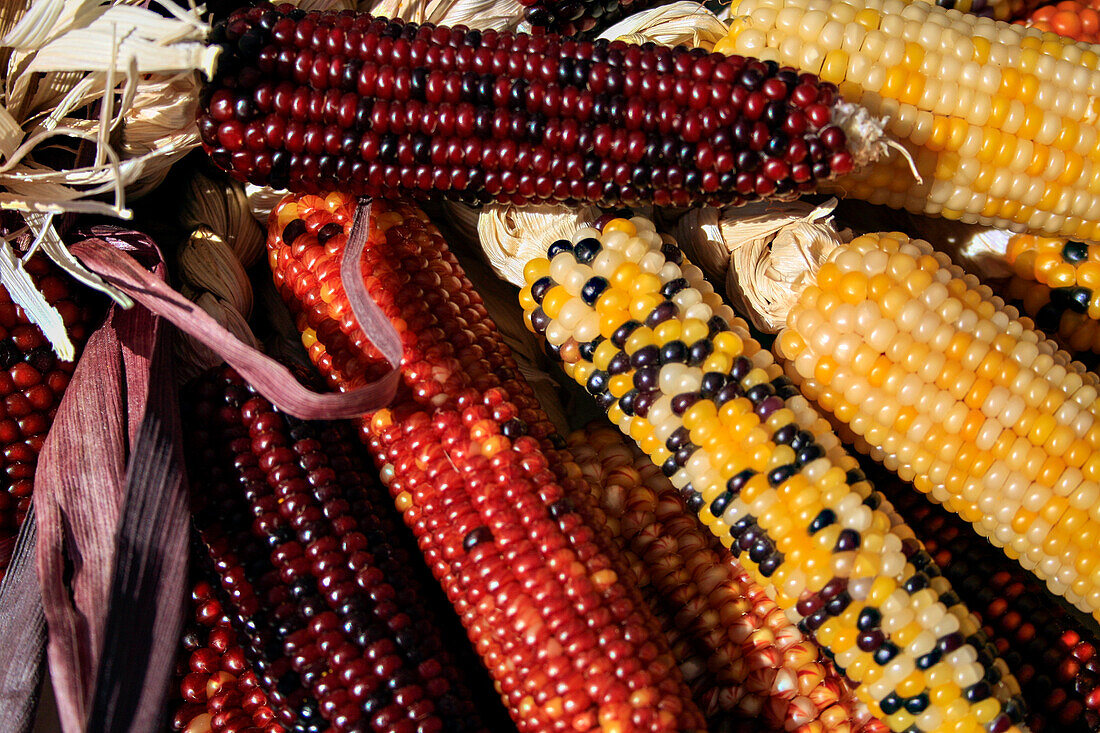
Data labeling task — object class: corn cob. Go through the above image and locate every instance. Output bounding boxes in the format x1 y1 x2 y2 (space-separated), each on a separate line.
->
924 0 1046 22
715 0 1100 243
520 216 1028 733
266 191 705 731
1001 233 1100 356
517 0 661 39
568 422 878 733
172 580 287 733
762 229 1100 624
875 464 1100 731
1020 0 1100 43
200 3 879 210
184 366 489 733
0 255 88 577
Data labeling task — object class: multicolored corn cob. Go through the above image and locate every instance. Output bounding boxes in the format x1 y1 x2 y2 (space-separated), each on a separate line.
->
0 255 88 576
1020 0 1100 43
172 580 286 733
769 230 1100 623
716 0 1100 242
520 215 1028 733
1001 233 1100 356
568 422 880 733
873 462 1100 732
266 191 706 731
518 0 661 38
201 3 867 209
184 366 489 733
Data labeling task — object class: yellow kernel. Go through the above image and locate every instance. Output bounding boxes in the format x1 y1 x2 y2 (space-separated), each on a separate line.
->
602 218 636 236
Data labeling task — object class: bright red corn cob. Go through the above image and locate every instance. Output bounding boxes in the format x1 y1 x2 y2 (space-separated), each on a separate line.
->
172 580 287 733
266 191 706 732
0 253 88 577
184 366 490 733
567 423 878 733
875 461 1100 733
201 3 864 210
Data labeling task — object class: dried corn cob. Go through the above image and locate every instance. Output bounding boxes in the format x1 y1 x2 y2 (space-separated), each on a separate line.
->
521 216 1029 733
716 0 1100 242
1020 0 1100 43
266 191 705 731
875 464 1100 731
172 580 287 733
199 3 884 210
0 255 88 576
518 0 660 38
765 230 1100 623
568 422 878 733
184 366 489 733
1000 233 1100 356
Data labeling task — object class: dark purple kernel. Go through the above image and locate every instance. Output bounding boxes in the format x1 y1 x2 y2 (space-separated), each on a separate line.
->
714 383 742 405
699 372 726 398
546 239 573 258
857 630 885 652
754 395 784 420
645 301 679 328
670 392 698 415
531 276 554 302
282 218 308 245
630 344 660 368
666 426 692 452
607 351 631 375
873 643 901 665
530 308 551 333
834 529 861 552
462 526 493 550
730 356 752 381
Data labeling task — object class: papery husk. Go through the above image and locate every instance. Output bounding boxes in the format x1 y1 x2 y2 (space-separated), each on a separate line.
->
180 171 265 270
244 184 288 228
177 228 254 317
674 199 851 333
361 0 525 30
443 201 602 287
173 291 259 383
1 0 215 353
597 1 727 49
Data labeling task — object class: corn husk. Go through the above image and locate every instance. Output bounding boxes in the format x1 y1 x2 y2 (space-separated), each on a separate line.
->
675 200 851 333
597 1 727 48
1 0 215 356
181 171 265 270
362 0 525 29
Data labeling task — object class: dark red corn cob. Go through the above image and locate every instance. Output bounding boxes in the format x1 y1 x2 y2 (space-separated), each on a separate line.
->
266 191 706 731
200 3 858 209
518 0 666 39
0 254 89 577
183 366 490 733
869 461 1099 733
172 580 287 733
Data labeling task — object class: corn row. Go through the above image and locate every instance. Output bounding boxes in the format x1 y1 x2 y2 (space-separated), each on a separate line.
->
521 215 1029 733
518 0 664 38
568 423 881 733
716 0 1100 243
0 255 87 576
172 580 286 733
202 3 865 209
267 191 705 731
1020 1 1100 43
876 465 1100 731
184 366 487 733
771 231 1100 623
1001 233 1100 355
926 0 1046 22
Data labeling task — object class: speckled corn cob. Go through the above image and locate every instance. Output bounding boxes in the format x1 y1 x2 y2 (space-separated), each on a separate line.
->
521 215 1028 733
1002 234 1100 356
267 191 705 732
569 423 880 733
875 462 1100 732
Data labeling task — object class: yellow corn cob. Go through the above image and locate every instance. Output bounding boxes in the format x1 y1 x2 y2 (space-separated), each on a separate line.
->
1002 233 1100 355
522 217 1028 733
568 424 876 733
714 0 1100 243
770 229 1100 623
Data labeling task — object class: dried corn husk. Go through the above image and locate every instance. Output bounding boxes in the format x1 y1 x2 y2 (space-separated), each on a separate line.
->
675 200 851 332
177 230 253 319
362 0 525 29
180 171 265 270
444 202 602 286
244 184 288 228
1 0 215 355
597 1 727 48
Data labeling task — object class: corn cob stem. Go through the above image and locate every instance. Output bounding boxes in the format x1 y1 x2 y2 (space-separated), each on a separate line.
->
569 422 879 733
201 3 887 210
185 366 488 733
267 191 705 731
521 215 1029 733
716 0 1100 243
